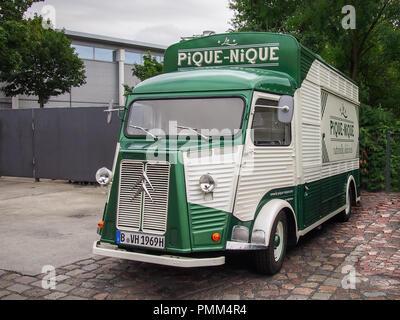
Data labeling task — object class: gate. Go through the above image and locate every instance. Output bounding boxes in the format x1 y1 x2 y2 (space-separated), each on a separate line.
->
0 107 121 182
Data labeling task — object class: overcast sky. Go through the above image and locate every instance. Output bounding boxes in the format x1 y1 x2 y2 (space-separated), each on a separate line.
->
26 0 235 46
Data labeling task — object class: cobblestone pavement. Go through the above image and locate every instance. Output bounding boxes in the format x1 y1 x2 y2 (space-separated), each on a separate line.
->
1 192 399 300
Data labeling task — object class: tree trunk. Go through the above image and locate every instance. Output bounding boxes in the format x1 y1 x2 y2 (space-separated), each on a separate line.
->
39 97 45 108
350 35 359 81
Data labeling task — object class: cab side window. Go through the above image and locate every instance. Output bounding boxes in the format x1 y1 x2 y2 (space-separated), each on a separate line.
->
252 98 291 146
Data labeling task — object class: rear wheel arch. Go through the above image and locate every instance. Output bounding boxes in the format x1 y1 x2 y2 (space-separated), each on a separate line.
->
346 175 357 204
337 175 357 222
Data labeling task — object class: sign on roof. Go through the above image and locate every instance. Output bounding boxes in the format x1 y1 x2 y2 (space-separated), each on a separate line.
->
164 32 302 86
176 40 280 70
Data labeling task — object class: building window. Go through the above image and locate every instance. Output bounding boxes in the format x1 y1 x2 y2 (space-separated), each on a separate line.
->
125 51 143 65
251 98 291 146
94 48 114 62
71 44 94 60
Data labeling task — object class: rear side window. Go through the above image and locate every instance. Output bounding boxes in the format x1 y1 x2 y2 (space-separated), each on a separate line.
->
251 98 291 146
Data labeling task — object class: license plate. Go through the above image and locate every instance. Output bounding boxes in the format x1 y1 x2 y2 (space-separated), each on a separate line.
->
116 230 165 249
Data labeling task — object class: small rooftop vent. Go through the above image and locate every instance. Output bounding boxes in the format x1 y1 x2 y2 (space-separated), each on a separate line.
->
181 30 216 41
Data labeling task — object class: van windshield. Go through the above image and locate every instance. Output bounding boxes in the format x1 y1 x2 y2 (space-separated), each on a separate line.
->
125 97 245 138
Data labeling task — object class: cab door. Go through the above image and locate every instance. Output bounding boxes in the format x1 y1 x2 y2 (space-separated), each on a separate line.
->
233 91 296 222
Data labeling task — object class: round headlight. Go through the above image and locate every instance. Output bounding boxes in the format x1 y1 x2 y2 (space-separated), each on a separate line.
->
95 167 113 186
199 174 215 193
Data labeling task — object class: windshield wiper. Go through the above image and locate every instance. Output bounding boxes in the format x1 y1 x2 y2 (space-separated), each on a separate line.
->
177 125 209 140
128 125 158 140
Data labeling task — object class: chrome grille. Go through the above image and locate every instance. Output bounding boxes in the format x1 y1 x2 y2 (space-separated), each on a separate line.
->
116 160 170 234
116 161 144 231
142 162 170 234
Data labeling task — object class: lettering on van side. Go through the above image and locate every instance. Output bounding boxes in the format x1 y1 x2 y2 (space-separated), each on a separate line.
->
330 118 355 139
177 43 280 69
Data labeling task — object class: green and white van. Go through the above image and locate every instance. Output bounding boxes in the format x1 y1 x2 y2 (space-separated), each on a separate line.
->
93 32 360 274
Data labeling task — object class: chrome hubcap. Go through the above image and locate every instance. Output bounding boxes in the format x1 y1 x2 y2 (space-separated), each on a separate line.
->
273 221 284 262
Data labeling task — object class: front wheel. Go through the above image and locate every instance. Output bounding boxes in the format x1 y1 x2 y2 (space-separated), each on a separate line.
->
254 211 287 275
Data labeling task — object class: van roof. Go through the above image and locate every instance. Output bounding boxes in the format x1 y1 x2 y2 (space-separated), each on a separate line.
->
163 32 357 87
132 67 297 96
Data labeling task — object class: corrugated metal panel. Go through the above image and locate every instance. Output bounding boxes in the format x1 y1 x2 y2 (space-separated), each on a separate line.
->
116 161 144 232
233 147 295 221
309 60 359 105
302 62 360 185
352 84 359 102
302 124 321 166
189 204 228 231
321 159 360 179
301 48 319 84
301 80 321 124
339 77 346 96
142 162 170 234
319 64 330 88
183 146 241 213
300 78 321 183
116 160 170 234
329 70 339 92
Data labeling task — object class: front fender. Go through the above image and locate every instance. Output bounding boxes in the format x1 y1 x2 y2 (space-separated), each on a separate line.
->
251 199 298 247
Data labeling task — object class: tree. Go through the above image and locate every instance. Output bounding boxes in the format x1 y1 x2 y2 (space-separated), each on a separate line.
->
124 51 163 95
229 0 400 114
0 16 86 108
0 0 41 73
0 20 28 75
0 0 43 23
132 51 163 81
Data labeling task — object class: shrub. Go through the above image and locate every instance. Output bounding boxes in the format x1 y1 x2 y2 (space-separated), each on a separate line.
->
359 104 400 191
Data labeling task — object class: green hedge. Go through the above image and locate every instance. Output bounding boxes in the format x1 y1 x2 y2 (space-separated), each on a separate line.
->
359 104 400 191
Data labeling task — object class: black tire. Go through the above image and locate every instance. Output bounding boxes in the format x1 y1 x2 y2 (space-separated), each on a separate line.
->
254 211 287 275
337 186 354 222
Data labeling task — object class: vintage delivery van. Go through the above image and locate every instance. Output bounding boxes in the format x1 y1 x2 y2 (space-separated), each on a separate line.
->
93 32 360 274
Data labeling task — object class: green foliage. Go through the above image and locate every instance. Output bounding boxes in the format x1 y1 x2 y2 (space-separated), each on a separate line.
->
132 51 163 81
230 0 400 191
123 51 164 96
229 0 400 115
0 0 42 23
122 84 133 97
0 20 28 73
0 16 86 107
359 104 400 191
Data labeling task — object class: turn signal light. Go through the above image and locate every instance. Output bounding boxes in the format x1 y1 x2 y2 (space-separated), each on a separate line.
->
212 232 221 242
98 221 104 229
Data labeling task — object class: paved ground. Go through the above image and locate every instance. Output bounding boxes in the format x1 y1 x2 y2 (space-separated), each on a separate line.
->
0 178 399 300
0 177 104 275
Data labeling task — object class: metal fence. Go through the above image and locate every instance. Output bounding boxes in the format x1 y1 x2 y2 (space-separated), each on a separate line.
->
0 107 121 182
386 132 400 192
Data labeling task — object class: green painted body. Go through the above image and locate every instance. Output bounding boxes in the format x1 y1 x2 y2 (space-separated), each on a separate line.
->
98 32 360 256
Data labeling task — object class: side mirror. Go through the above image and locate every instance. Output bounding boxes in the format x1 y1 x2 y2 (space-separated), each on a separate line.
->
278 95 294 123
104 100 125 124
107 100 113 124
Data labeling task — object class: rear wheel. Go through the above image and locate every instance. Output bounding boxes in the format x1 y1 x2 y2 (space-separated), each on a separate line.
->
337 185 354 222
254 211 287 275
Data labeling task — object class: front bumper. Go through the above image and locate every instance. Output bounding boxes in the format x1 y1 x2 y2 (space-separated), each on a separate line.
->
92 241 225 268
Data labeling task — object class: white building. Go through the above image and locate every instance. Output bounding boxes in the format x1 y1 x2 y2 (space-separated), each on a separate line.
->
0 30 166 109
